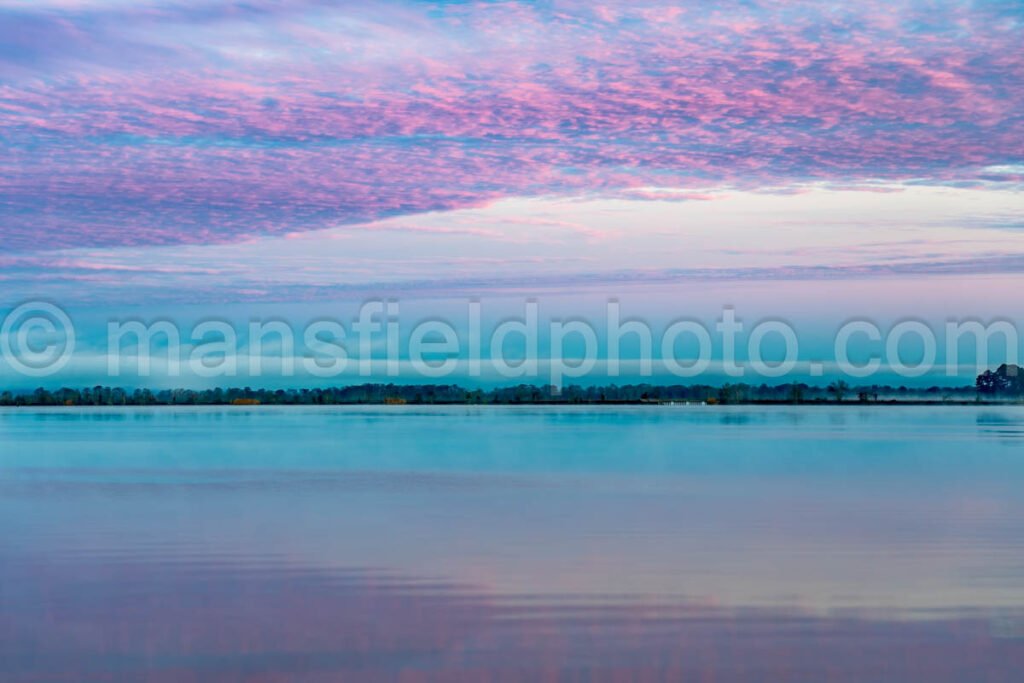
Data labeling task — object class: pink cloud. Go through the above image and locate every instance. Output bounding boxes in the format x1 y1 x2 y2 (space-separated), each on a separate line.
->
0 0 1020 253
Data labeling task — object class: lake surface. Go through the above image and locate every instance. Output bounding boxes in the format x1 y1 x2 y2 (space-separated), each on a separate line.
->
2 405 1024 681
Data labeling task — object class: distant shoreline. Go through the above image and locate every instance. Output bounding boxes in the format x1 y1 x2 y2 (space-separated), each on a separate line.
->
2 399 1022 408
3 380 1021 408
1 402 1022 411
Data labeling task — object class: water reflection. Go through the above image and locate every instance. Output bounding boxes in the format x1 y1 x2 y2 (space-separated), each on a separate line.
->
4 557 1023 682
977 412 1024 443
2 406 1024 681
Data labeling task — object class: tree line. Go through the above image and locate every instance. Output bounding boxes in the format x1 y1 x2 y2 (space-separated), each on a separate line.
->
0 379 1005 407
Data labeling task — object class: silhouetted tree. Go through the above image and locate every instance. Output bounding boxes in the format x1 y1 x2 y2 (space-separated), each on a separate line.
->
828 380 850 402
977 364 1023 396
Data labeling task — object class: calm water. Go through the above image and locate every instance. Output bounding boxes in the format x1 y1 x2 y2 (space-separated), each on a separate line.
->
2 406 1024 682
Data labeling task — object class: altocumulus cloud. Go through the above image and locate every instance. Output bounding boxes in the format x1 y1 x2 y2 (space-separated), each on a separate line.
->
0 0 1021 252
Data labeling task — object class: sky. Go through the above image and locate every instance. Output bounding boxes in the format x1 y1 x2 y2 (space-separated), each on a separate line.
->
0 0 1022 387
